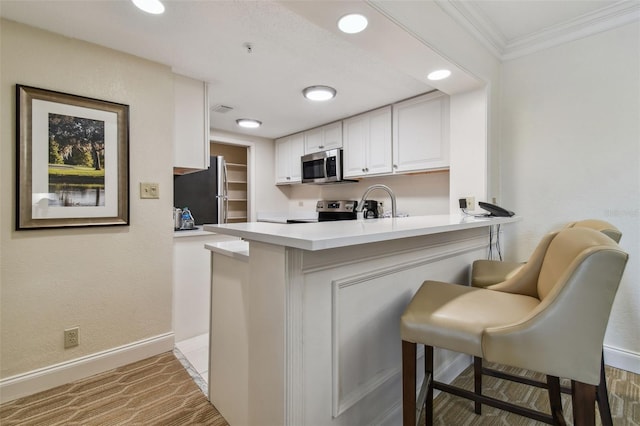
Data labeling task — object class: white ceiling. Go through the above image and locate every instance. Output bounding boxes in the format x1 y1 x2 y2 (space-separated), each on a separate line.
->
1 0 636 139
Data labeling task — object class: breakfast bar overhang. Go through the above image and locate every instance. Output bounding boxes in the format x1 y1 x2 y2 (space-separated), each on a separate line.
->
204 215 520 426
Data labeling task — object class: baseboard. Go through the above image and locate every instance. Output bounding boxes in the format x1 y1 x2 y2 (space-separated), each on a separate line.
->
604 344 640 374
0 332 174 404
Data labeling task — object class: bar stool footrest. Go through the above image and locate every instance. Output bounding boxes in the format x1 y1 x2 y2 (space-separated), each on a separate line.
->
433 380 559 425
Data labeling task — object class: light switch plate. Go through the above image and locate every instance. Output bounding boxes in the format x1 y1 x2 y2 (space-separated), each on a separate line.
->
140 182 159 199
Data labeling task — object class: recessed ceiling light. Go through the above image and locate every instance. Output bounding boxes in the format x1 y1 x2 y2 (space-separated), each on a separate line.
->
131 0 165 14
427 69 452 81
303 85 337 101
236 119 262 129
338 14 368 34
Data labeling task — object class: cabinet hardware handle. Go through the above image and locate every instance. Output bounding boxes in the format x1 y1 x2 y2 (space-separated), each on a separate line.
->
319 145 324 149
393 164 398 168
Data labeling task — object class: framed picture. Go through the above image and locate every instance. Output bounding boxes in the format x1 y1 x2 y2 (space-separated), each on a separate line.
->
16 85 129 230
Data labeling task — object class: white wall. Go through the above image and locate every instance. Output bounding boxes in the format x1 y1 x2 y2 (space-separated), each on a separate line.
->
500 22 640 367
449 87 489 212
0 19 174 390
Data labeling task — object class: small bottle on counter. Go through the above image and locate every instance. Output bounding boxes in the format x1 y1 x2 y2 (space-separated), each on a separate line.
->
174 207 183 230
378 202 384 218
181 207 195 230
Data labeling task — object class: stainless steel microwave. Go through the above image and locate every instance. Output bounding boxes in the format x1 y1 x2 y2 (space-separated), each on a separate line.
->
301 148 344 184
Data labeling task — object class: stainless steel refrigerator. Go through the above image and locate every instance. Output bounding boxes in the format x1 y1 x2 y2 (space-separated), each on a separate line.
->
173 156 228 225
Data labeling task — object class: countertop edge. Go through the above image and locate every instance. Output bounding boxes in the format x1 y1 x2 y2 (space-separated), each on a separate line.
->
205 241 250 261
204 215 521 251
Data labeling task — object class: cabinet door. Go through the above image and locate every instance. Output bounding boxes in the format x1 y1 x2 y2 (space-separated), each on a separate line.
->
342 115 368 178
366 106 392 175
275 134 303 184
343 107 391 178
304 127 324 154
288 133 304 183
392 92 449 173
174 74 209 170
304 122 343 154
322 122 343 151
275 137 291 184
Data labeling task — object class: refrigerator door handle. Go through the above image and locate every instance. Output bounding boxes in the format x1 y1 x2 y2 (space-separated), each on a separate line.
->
222 160 229 224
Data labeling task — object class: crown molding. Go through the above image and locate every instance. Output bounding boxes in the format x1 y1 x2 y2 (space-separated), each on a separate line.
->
435 0 506 58
437 0 640 61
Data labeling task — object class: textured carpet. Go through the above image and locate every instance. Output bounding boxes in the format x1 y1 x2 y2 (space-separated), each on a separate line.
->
0 352 228 426
430 362 640 425
1 353 638 425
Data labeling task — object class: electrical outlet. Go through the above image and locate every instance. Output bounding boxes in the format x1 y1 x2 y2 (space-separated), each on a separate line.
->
140 182 159 199
465 197 475 211
64 327 79 348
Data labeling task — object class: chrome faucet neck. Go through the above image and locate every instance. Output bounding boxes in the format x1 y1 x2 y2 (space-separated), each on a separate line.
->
356 184 397 218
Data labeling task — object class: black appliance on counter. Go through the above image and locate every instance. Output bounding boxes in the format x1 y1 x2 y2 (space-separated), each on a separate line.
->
315 200 358 221
361 200 379 219
173 156 228 225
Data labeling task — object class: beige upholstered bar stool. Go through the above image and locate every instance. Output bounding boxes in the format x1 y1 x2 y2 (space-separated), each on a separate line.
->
470 219 622 425
401 227 628 426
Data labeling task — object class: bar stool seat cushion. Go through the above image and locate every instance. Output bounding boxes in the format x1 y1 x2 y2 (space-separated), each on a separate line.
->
400 281 539 357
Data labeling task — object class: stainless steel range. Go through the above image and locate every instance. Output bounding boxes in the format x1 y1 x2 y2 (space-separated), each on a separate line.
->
316 200 358 221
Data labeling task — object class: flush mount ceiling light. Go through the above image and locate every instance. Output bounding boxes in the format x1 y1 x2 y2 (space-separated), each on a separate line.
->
302 85 337 101
131 0 165 14
338 13 368 34
427 69 452 81
236 118 262 129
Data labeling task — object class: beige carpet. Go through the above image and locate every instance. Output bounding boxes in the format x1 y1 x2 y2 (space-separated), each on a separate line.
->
431 362 640 425
1 352 638 425
0 352 228 425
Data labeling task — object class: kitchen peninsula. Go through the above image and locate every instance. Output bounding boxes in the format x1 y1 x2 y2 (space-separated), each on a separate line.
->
204 215 519 426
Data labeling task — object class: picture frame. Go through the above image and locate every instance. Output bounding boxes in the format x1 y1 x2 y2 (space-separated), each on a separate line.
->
16 85 129 230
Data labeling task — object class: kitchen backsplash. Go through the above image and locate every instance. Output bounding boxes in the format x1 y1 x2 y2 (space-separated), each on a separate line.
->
285 171 450 217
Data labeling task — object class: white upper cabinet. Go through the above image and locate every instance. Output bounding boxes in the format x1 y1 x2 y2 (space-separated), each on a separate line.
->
304 121 342 154
343 106 392 178
275 133 304 184
392 91 450 173
173 74 210 171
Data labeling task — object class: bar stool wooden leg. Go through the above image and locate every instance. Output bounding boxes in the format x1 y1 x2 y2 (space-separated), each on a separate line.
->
572 381 596 426
425 345 434 426
403 340 417 426
473 356 482 414
597 353 613 426
547 375 565 425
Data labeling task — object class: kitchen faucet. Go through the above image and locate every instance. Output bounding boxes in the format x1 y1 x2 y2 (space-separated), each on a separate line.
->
356 184 397 218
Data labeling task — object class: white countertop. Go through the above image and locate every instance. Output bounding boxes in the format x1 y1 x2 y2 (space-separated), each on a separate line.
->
204 214 521 251
173 227 213 238
205 240 250 261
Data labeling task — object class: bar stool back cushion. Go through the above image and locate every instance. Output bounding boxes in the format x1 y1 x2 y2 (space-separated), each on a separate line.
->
471 219 621 289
